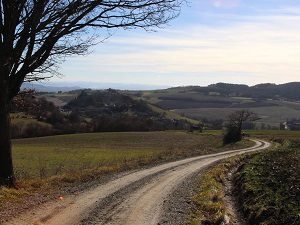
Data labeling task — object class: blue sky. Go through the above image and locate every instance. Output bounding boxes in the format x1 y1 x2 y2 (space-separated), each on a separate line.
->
51 0 300 87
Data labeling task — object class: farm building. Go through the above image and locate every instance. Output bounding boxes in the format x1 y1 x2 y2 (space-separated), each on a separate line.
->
282 119 300 130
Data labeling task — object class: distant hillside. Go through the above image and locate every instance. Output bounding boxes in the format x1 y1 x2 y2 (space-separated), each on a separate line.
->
21 83 81 92
63 89 158 118
22 81 300 130
125 82 300 129
181 82 300 101
24 81 300 100
11 89 192 138
62 89 190 131
21 81 170 92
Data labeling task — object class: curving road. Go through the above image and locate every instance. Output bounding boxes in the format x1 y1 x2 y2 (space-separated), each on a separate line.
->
6 139 270 225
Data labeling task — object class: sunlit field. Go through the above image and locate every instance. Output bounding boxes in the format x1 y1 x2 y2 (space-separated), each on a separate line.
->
12 131 226 180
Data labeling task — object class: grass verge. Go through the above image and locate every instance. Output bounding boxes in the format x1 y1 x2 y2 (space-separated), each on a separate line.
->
235 140 300 225
187 153 255 225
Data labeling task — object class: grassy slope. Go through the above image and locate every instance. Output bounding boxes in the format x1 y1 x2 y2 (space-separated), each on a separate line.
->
148 104 199 124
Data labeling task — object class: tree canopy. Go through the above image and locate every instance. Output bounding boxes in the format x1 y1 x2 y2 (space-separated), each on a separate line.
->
1 0 184 100
0 0 185 187
223 109 257 145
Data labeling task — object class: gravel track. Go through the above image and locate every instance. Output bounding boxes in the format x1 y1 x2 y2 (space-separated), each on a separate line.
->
5 139 270 225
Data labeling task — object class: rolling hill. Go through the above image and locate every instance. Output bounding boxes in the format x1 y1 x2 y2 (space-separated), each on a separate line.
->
124 82 300 129
36 82 300 130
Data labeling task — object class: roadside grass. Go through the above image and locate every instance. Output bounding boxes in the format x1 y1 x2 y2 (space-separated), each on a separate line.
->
235 141 300 225
187 154 255 225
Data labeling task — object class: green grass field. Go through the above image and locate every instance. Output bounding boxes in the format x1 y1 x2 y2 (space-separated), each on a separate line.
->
12 131 226 180
247 130 300 140
11 130 300 181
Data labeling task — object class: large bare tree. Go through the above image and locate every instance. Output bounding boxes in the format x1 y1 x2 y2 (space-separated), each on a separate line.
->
223 109 257 144
0 0 185 187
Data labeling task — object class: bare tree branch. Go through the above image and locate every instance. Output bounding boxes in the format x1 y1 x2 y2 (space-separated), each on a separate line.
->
0 0 185 100
0 0 185 187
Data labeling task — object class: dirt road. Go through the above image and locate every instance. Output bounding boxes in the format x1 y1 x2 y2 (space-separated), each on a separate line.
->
6 139 270 225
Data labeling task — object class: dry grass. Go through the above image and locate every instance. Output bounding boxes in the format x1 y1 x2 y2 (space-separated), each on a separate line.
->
187 155 252 225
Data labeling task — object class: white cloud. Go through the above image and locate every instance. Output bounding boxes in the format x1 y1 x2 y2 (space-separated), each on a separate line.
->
212 0 241 9
61 9 300 86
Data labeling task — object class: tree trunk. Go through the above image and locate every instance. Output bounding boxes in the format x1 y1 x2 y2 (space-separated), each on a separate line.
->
0 82 15 187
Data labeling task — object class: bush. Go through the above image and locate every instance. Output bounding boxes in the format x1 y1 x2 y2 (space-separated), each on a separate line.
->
223 125 241 145
11 121 53 138
23 122 53 137
10 122 23 139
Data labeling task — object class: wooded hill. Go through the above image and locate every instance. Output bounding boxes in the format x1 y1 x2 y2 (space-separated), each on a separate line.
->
62 89 190 132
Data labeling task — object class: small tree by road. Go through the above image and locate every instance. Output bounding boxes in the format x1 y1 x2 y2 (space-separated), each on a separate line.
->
223 109 257 145
0 0 185 187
